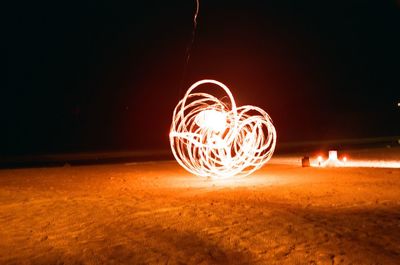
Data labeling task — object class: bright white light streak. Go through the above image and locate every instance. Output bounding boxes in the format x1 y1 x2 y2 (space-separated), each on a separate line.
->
341 160 400 169
194 0 200 28
185 0 200 65
170 79 277 179
312 155 400 169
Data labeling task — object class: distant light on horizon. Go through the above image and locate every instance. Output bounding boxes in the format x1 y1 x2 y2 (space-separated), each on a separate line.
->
312 151 400 169
315 150 344 167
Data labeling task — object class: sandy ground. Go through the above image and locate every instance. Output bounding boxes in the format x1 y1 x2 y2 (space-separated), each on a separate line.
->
0 150 399 264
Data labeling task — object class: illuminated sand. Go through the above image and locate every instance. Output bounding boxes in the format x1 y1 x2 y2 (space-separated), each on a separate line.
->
0 151 399 264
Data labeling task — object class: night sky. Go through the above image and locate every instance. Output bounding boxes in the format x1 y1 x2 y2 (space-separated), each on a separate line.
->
5 0 400 155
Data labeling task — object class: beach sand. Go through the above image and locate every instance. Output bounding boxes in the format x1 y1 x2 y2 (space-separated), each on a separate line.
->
0 150 399 264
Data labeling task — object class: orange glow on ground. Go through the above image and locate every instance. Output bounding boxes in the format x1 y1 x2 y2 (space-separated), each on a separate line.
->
1 149 400 264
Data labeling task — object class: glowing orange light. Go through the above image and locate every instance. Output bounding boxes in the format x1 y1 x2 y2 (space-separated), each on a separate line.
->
343 156 347 162
169 79 277 179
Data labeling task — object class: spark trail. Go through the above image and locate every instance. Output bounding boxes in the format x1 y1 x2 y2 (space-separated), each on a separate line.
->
170 79 277 179
187 0 200 64
179 0 200 97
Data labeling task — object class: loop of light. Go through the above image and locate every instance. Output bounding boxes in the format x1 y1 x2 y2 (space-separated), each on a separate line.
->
170 79 277 179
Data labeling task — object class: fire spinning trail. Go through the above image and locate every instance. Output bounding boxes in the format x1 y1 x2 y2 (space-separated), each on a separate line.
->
170 79 277 179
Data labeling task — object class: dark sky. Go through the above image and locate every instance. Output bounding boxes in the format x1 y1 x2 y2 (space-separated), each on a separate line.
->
5 0 400 155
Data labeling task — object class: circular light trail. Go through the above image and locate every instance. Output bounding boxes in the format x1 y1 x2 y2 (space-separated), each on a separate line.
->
169 79 277 179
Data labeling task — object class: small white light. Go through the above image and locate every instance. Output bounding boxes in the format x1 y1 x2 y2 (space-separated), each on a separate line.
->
195 109 226 132
315 150 343 167
328 150 338 161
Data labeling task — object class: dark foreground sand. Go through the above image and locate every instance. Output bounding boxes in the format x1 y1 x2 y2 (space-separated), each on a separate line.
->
0 151 399 264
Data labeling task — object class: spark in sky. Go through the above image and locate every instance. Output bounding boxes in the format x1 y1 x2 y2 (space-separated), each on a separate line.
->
185 0 200 65
179 0 201 96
